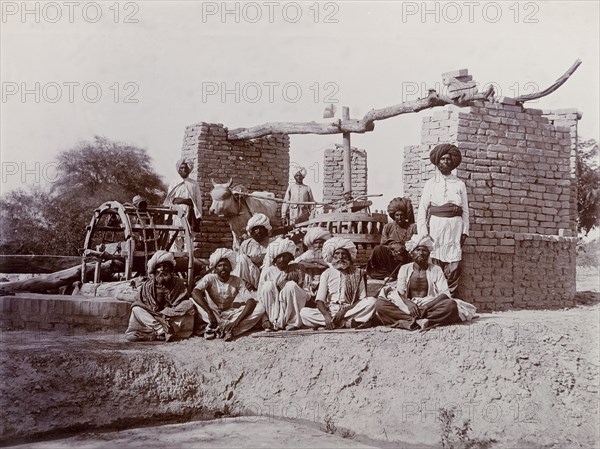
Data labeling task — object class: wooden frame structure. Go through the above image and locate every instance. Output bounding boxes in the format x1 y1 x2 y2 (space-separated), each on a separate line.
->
81 201 195 290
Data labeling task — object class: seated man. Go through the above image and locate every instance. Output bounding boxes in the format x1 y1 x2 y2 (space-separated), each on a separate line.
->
192 248 265 341
367 197 417 280
258 238 309 331
300 237 377 329
125 250 195 342
375 235 476 330
294 227 333 305
294 227 332 269
235 213 274 290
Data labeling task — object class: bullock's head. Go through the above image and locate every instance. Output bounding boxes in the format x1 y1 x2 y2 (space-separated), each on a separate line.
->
209 178 238 216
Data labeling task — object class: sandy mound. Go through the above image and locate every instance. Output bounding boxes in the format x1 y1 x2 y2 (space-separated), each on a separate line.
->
1 297 599 448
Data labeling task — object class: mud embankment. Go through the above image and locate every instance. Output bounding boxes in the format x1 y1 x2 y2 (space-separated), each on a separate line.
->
1 302 599 448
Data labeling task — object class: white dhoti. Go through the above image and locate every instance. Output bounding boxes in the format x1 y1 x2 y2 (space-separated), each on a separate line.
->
258 280 309 330
429 215 463 262
194 298 265 337
125 306 194 339
300 297 377 328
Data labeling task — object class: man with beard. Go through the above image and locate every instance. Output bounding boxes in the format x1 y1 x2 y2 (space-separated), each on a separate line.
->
375 235 476 330
367 197 417 280
235 213 274 291
125 250 195 342
294 227 332 269
294 227 333 306
164 157 203 233
417 144 469 294
300 237 377 329
258 238 309 331
235 213 294 290
192 248 265 341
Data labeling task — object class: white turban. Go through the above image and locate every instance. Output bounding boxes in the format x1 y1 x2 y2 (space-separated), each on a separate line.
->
322 237 357 264
267 238 298 261
176 157 194 172
303 227 332 249
209 248 237 270
293 166 307 177
147 250 176 274
405 234 435 253
246 213 272 232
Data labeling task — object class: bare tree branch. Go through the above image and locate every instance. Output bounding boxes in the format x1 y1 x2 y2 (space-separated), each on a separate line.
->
227 60 582 141
515 59 582 103
228 87 495 140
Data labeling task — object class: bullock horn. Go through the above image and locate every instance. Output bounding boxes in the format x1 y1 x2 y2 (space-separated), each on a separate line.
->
211 178 217 187
226 178 233 187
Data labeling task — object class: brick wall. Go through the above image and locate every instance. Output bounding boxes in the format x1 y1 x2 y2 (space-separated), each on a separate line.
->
179 123 290 258
541 108 581 232
0 294 129 332
403 101 580 311
323 145 368 204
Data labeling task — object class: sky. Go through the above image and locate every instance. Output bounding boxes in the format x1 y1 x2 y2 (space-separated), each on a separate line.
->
1 0 599 212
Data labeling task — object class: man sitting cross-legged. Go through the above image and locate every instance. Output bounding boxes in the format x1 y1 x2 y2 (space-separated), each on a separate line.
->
258 238 309 331
375 234 476 331
192 248 265 341
300 237 377 330
125 250 195 342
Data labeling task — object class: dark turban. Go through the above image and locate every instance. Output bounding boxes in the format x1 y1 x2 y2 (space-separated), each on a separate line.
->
387 197 415 223
430 144 462 170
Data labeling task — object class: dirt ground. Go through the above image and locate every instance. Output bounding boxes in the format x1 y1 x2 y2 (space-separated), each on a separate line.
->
0 271 598 449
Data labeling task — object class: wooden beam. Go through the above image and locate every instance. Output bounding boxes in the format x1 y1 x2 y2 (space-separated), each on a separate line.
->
227 87 494 140
515 59 582 103
0 260 124 294
0 255 82 274
226 61 582 141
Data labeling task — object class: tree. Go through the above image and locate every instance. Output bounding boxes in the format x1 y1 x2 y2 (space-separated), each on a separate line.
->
576 138 600 235
0 136 167 255
0 186 53 254
51 136 165 204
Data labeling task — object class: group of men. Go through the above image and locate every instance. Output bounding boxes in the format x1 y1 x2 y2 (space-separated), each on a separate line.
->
125 143 476 342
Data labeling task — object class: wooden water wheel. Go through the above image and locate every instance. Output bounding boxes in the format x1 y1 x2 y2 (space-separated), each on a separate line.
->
296 198 387 265
81 201 195 290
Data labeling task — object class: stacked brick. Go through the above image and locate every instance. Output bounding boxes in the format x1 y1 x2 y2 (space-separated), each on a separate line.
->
179 123 290 258
322 145 368 204
541 108 581 232
404 109 458 201
0 294 129 332
442 69 478 100
403 100 580 311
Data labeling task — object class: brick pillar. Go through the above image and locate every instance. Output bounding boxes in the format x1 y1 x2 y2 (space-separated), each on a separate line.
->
179 123 290 258
323 145 368 204
541 108 582 233
403 100 577 311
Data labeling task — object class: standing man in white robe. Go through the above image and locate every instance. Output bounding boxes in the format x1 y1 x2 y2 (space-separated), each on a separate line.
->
417 144 469 295
164 157 203 231
281 167 315 225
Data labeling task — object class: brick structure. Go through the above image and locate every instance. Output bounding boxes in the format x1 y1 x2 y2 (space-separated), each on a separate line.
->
179 123 290 258
404 100 580 311
322 145 368 204
0 293 129 332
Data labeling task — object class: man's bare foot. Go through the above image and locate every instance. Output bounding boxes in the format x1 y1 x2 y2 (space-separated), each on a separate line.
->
262 321 275 332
